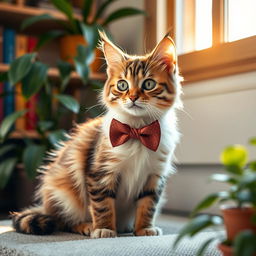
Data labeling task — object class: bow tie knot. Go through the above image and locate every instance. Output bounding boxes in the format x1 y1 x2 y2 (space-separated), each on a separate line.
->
129 127 140 139
109 119 161 151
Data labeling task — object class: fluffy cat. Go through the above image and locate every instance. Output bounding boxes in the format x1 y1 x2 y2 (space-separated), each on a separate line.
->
12 32 182 238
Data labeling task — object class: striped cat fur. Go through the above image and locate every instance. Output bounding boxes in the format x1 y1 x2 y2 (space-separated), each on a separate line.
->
12 31 182 238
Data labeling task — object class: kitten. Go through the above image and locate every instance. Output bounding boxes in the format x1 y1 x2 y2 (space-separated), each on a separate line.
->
12 32 182 238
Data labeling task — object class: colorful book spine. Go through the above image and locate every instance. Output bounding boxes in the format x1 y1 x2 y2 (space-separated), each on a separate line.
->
3 28 15 117
15 34 28 130
0 26 3 123
25 36 38 130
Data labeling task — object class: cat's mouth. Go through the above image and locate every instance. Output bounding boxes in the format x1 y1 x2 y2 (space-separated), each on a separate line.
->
128 103 143 109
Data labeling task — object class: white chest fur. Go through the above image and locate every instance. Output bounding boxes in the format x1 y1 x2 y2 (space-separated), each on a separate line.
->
102 110 179 200
102 110 179 232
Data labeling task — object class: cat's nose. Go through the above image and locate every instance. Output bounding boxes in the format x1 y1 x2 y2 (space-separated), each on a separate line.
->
129 95 139 102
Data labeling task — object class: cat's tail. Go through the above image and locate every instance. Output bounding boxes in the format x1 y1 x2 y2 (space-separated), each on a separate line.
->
11 206 56 235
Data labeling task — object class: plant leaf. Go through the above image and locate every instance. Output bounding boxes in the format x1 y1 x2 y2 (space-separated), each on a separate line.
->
173 215 222 249
94 0 118 22
0 144 16 157
237 190 256 205
82 0 94 22
249 161 256 171
0 157 17 188
103 7 146 26
74 60 89 84
50 0 78 33
48 129 67 146
0 110 27 142
221 145 248 168
75 44 95 65
37 89 52 121
196 238 216 256
22 144 46 179
37 121 54 132
36 31 64 50
54 94 80 113
8 53 36 85
80 23 99 50
234 230 256 256
0 72 8 83
51 0 73 20
74 45 93 84
21 13 55 30
57 60 73 92
239 172 256 188
249 137 256 146
22 62 48 99
90 80 104 90
191 192 230 216
226 165 244 175
211 173 238 184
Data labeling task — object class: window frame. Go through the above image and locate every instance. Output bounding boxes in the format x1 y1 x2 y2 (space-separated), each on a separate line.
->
145 0 256 84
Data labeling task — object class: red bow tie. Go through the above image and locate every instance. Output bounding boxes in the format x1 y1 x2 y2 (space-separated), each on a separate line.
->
109 119 161 151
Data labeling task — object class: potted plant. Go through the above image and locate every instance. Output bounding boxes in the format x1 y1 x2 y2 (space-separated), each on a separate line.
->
0 47 101 208
173 139 256 256
21 0 146 71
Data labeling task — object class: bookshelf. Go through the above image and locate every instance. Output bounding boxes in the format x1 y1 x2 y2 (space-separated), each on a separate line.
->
0 1 106 138
10 130 40 139
0 63 106 83
0 2 81 34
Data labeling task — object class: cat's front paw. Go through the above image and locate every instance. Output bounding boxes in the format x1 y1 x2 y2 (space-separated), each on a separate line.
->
91 228 117 239
135 227 162 236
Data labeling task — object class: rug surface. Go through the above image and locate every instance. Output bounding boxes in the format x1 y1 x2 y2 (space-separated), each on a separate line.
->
0 215 222 256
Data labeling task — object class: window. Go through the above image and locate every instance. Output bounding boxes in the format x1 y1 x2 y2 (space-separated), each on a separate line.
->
176 0 213 54
145 0 256 83
227 0 256 42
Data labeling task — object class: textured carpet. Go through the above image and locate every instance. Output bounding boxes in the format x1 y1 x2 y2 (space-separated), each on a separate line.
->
0 215 222 256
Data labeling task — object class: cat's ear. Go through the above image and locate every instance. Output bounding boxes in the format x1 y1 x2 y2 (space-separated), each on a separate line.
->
149 33 177 72
99 31 125 66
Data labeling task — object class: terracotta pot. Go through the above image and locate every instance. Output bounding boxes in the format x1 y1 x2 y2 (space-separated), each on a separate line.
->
221 206 256 241
59 35 103 72
218 243 233 256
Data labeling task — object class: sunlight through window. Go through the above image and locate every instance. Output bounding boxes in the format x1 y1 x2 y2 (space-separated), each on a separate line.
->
227 0 256 42
0 226 13 234
195 0 212 50
175 0 212 54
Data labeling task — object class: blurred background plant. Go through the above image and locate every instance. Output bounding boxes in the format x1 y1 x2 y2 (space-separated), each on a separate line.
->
0 53 82 188
0 0 146 190
173 138 256 256
21 0 146 74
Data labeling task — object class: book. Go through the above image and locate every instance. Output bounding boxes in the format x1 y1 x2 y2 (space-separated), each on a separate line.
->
15 34 27 130
0 26 3 123
3 28 15 117
25 36 38 130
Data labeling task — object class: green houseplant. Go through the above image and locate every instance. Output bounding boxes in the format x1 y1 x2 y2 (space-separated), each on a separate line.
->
0 23 104 191
173 139 256 256
22 0 146 70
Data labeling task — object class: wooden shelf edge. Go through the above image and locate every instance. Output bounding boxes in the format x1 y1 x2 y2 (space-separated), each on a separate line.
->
10 130 40 139
0 2 81 21
0 63 106 82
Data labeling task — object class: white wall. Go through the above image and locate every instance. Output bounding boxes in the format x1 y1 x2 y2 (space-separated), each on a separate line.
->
164 71 256 214
176 71 256 164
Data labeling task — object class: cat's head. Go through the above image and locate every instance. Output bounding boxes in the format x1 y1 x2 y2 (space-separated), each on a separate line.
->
100 31 182 118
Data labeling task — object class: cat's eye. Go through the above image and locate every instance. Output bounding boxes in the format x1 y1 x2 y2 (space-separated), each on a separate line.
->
142 79 156 90
117 80 129 91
